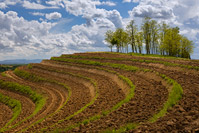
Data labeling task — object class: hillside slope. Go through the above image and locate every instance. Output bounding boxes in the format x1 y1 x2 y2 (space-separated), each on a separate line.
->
0 52 198 132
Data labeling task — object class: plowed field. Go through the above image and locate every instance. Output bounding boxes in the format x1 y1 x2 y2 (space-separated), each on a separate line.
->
0 52 198 132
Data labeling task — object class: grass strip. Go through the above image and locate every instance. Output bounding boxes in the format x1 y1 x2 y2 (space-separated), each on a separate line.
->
13 68 72 133
52 56 183 132
0 78 45 132
61 54 199 71
0 93 21 132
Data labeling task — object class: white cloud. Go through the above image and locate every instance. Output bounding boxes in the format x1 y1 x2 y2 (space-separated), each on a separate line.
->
0 11 55 60
46 12 62 20
0 9 112 60
45 0 65 8
129 0 176 19
23 1 59 9
123 0 140 3
99 1 116 6
30 12 45 16
0 2 7 9
63 0 123 28
123 0 131 2
0 0 198 60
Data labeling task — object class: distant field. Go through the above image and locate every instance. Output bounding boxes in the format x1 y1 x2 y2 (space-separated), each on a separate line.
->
0 52 198 132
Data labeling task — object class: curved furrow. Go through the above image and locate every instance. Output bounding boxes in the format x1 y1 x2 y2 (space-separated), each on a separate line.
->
38 60 130 131
50 56 183 132
124 62 199 132
19 67 93 132
31 63 97 98
60 55 196 132
2 71 66 132
0 103 13 128
19 64 98 132
41 61 129 96
45 59 169 132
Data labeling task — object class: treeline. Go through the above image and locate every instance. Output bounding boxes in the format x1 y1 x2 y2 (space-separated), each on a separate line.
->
105 17 194 59
0 65 23 72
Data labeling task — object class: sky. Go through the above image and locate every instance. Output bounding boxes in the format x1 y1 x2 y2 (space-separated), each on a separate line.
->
0 0 198 60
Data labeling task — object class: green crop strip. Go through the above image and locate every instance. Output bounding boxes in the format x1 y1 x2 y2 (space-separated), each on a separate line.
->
13 68 71 133
0 93 21 132
0 78 45 132
61 54 199 71
51 56 183 132
48 59 135 132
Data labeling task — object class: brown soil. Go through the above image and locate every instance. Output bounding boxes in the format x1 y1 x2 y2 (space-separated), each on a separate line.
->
70 53 199 132
0 103 13 128
45 60 169 132
0 52 198 132
26 61 126 132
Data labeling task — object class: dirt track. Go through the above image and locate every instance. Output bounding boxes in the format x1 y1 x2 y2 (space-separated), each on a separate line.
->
0 52 198 132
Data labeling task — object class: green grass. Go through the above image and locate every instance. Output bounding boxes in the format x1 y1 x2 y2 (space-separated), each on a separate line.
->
52 56 183 132
0 93 21 132
0 78 45 132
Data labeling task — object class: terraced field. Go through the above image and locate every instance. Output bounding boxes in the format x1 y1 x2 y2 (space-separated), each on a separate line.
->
0 52 198 132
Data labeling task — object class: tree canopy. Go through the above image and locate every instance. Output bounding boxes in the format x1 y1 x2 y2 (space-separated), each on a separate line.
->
105 17 194 59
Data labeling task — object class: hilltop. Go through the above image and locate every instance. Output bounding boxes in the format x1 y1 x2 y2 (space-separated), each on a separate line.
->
0 52 198 132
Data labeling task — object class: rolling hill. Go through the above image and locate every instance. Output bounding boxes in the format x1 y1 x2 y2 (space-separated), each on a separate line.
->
0 52 198 132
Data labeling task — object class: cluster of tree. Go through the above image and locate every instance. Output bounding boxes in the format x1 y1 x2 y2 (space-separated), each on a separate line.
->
0 65 23 72
105 17 194 59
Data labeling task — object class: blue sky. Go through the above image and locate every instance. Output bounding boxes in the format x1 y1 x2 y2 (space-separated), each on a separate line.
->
0 0 198 60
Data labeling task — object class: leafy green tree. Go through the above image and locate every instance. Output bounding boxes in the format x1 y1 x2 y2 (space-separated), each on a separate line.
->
121 30 129 53
105 18 194 59
105 30 115 52
163 27 181 56
135 31 143 54
126 20 137 53
142 17 152 54
150 20 159 54
159 22 170 55
180 36 194 58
